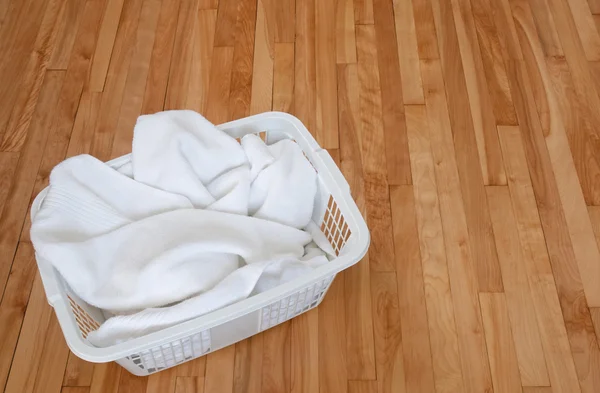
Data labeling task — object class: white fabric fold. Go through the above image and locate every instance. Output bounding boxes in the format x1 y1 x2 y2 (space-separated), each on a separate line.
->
30 110 328 347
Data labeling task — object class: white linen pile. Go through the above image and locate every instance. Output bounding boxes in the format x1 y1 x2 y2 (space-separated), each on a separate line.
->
30 110 332 347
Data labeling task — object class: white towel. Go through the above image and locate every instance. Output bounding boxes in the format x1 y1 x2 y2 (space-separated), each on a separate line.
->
30 110 329 346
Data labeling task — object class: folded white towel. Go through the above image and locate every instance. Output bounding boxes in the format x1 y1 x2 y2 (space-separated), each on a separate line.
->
30 111 328 346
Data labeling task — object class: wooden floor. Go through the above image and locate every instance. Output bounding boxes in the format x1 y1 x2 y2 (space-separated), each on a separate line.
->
2 0 600 392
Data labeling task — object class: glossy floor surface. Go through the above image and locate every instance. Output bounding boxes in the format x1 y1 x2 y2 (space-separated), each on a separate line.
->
1 0 600 392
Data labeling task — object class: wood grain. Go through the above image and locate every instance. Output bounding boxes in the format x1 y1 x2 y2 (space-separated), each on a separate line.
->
48 0 85 70
89 0 125 92
294 0 316 132
404 105 464 393
205 46 234 125
262 323 291 393
250 0 273 115
204 346 235 393
89 362 121 393
273 43 294 112
233 336 262 393
486 184 550 386
291 309 318 393
479 293 524 393
0 152 18 215
175 377 203 393
354 0 374 24
393 0 424 104
214 0 238 47
335 0 356 64
62 353 94 387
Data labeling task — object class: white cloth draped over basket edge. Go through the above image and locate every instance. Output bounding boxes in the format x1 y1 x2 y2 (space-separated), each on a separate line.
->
30 110 334 347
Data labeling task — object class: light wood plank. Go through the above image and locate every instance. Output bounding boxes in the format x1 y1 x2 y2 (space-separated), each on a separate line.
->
164 0 199 111
228 0 257 120
370 272 405 393
393 0 424 104
403 105 464 393
354 0 374 24
89 362 121 393
564 0 600 60
89 0 126 92
117 371 148 393
337 63 377 380
523 388 553 393
111 0 162 158
479 292 526 393
497 119 582 393
486 184 550 386
318 275 347 393
290 309 318 393
335 0 356 64
3 274 53 393
31 316 70 393
262 323 291 393
450 0 507 186
0 243 36 391
0 0 64 152
294 0 316 132
315 0 339 148
249 0 274 115
204 346 235 393
528 0 564 56
48 0 85 70
140 0 181 114
204 46 234 125
145 367 176 393
372 0 411 185
263 0 295 43
63 353 94 387
233 336 263 393
0 70 64 304
272 43 294 112
420 58 494 393
175 377 204 393
470 0 518 125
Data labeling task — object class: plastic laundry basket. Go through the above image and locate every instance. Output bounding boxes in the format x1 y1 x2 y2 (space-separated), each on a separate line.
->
31 112 370 376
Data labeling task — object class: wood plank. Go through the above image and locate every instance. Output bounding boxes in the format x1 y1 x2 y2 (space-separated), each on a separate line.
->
354 0 374 24
0 0 49 140
164 0 199 111
479 292 526 393
31 316 70 393
62 353 94 387
145 367 176 393
0 0 64 152
249 0 273 115
370 272 406 393
544 57 600 306
389 184 436 393
492 0 523 60
140 0 181 114
412 0 440 59
505 58 600 392
204 346 235 393
0 243 36 391
497 119 582 393
262 323 291 393
89 362 121 393
62 388 91 393
450 0 507 186
204 46 234 125
356 25 395 272
393 0 424 104
89 0 144 161
48 0 85 69
117 371 148 393
591 206 600 243
335 0 356 64
430 0 504 293
228 0 257 120
527 0 564 56
175 377 204 393
523 388 553 393
233 336 262 393
272 43 294 112
89 0 125 92
420 58 494 393
294 0 316 132
290 309 318 393
0 152 19 214
111 0 162 158
403 105 463 393
347 381 377 393
263 0 295 43
337 62 377 380
174 355 206 377
470 0 518 125
373 0 411 185
3 274 53 393
564 0 600 60
214 0 238 46
318 275 347 393
0 70 64 303
592 308 600 343
315 0 339 148
486 184 550 386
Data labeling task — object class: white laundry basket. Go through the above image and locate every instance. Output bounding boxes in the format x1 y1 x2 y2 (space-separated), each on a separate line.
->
31 112 370 376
